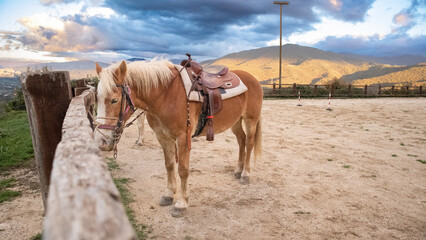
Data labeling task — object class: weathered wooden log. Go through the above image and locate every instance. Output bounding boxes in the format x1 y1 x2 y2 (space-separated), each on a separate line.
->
44 88 136 240
20 71 72 209
74 87 90 96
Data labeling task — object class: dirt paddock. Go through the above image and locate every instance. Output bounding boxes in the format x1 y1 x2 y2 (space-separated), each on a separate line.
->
1 98 425 240
106 98 426 239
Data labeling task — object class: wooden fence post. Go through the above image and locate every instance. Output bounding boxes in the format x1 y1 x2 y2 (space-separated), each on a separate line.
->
73 79 90 97
314 85 317 96
331 84 334 97
406 86 409 96
391 85 395 96
348 84 351 97
364 85 368 97
378 85 381 96
420 86 423 96
273 82 276 94
20 71 72 209
293 83 297 96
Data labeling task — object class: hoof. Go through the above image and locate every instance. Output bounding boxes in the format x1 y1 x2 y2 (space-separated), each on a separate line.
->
171 207 187 218
135 140 143 146
240 176 250 185
234 172 242 179
159 197 173 206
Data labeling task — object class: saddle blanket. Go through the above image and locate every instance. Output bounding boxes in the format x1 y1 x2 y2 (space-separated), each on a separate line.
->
175 65 248 102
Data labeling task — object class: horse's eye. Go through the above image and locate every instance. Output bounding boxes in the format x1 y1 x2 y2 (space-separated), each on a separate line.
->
111 99 119 104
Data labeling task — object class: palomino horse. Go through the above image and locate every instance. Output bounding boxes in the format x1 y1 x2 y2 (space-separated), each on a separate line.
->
94 59 262 217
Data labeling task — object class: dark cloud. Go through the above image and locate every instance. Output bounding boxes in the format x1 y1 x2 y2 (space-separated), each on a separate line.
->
95 0 375 57
104 0 320 36
316 0 375 22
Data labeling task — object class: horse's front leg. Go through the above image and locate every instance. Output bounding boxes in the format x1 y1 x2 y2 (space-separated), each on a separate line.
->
135 112 145 146
156 134 177 207
172 135 191 218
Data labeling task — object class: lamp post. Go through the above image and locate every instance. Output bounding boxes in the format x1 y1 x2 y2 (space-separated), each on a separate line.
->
274 1 289 89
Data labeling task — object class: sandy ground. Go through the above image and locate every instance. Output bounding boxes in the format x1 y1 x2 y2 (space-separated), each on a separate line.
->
105 98 426 240
1 98 425 240
0 167 43 240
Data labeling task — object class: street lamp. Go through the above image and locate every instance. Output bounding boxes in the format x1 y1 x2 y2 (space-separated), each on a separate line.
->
274 1 289 89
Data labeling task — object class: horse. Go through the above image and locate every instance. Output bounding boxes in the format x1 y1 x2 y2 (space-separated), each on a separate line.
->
94 59 263 217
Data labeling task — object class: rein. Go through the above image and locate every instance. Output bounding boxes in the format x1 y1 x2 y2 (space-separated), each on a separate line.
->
95 84 140 158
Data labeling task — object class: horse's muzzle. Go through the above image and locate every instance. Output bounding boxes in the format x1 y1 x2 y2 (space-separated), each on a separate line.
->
95 130 115 151
99 138 114 151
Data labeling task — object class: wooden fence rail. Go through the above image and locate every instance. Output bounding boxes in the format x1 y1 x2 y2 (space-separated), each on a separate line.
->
21 72 136 240
264 83 424 98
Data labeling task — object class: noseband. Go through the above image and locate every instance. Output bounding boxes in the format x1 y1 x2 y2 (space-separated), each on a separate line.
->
98 84 136 130
96 84 137 158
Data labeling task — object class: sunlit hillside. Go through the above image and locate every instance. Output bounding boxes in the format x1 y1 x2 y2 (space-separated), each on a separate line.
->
203 44 426 86
351 64 426 86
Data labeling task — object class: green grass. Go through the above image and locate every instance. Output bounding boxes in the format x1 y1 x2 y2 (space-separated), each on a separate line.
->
417 159 426 164
0 178 21 203
0 111 34 173
400 142 405 146
106 157 120 170
407 154 418 158
0 189 21 203
327 158 333 162
30 232 42 240
0 178 16 189
107 158 149 240
392 154 398 157
343 165 351 169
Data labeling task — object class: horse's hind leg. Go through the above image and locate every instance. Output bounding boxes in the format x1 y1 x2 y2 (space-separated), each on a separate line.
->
240 117 258 184
156 134 177 206
231 118 246 181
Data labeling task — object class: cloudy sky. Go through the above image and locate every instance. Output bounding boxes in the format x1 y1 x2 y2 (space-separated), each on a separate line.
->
0 0 425 63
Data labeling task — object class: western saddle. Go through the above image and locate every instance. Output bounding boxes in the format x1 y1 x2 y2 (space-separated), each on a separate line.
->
181 54 240 141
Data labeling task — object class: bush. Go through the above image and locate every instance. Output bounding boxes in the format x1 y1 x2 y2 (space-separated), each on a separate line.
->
326 77 348 90
6 88 26 112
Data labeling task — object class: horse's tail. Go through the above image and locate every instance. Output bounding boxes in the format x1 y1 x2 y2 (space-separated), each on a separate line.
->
254 117 262 164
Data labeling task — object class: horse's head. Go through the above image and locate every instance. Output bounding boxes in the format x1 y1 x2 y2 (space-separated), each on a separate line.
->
95 61 135 152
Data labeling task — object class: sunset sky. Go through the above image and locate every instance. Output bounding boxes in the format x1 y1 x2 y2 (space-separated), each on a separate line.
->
0 0 425 63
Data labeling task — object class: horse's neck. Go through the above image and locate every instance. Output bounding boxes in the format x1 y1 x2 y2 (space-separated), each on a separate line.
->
132 70 184 114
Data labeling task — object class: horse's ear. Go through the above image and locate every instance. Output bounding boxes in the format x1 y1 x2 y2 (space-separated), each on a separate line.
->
95 62 102 75
114 60 127 84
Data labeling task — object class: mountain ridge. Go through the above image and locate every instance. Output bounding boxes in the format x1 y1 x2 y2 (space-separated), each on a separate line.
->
201 44 425 86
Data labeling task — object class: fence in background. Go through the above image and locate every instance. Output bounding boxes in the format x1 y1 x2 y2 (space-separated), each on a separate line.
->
262 83 424 98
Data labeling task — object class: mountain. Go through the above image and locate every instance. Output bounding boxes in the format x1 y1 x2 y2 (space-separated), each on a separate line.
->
12 60 110 79
202 44 426 86
126 58 146 62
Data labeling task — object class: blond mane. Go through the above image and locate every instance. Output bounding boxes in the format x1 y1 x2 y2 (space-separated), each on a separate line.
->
98 59 174 98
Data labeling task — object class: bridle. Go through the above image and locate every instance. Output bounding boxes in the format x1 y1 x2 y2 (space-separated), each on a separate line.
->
95 84 142 158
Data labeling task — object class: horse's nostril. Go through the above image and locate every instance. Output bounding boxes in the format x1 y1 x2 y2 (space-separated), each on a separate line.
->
102 139 107 146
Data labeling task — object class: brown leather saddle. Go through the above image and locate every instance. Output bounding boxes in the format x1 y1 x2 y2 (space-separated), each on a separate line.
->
181 54 240 141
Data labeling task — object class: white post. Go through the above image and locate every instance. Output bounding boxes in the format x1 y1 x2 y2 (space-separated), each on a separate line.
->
326 93 332 111
297 90 302 106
